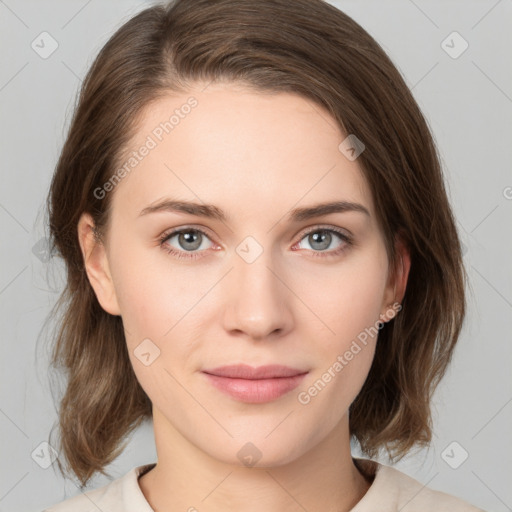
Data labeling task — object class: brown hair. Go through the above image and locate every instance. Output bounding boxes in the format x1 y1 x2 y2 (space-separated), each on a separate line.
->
44 0 467 488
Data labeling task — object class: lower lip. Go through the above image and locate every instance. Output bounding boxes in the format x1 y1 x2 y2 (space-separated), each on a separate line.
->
202 372 308 403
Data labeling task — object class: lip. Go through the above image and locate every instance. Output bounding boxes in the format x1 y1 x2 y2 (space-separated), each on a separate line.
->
201 364 309 403
203 364 307 379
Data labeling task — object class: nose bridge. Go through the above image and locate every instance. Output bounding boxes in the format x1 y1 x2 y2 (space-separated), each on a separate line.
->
222 234 292 338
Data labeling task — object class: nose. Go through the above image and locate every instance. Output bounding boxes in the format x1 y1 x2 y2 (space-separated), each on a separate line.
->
221 246 294 341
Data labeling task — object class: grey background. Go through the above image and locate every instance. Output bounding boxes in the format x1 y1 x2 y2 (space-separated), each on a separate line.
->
0 1 511 511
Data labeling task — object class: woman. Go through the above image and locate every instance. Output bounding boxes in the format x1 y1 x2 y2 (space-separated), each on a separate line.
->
43 0 484 510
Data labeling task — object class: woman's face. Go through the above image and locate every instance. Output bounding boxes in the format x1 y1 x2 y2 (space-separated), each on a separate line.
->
82 82 404 466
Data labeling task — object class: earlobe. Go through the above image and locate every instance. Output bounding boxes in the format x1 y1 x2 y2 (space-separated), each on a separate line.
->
77 212 121 316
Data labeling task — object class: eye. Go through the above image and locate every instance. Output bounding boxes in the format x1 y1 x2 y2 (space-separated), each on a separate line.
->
159 227 215 260
292 226 353 257
158 225 353 261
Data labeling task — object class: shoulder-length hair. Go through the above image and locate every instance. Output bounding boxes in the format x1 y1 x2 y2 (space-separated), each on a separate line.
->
44 0 466 487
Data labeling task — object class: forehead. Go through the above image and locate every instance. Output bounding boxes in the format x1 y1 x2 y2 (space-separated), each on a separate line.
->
109 83 374 223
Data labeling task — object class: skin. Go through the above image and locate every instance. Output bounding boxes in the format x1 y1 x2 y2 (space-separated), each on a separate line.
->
78 82 410 512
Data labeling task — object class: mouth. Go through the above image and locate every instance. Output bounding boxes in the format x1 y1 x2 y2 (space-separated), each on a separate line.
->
201 364 309 403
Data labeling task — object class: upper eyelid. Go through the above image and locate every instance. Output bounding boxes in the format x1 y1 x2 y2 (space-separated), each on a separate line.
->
299 224 352 237
160 225 216 243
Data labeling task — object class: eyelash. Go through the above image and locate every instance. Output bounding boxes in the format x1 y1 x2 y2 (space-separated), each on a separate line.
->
158 225 353 261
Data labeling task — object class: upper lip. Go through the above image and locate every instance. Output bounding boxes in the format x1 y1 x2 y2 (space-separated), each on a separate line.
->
202 364 308 379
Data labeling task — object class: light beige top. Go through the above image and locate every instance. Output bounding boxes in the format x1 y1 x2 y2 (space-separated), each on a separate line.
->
43 458 486 511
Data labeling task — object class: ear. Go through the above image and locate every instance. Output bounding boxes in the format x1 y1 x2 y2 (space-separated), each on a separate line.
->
380 232 411 321
77 212 121 316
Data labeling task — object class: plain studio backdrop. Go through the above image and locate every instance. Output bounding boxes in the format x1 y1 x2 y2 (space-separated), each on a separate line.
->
0 1 511 511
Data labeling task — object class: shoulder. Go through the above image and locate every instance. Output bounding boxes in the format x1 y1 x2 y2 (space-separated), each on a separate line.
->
380 464 486 511
42 463 156 512
352 458 486 512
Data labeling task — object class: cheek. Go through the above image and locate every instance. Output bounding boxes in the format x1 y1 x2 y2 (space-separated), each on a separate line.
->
300 245 389 351
113 258 200 406
297 272 383 421
109 244 210 391
296 246 387 403
110 240 197 334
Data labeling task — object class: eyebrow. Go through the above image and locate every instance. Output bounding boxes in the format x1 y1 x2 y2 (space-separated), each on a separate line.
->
138 198 370 222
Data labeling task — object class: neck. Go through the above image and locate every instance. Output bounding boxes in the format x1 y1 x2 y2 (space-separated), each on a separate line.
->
139 408 373 512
